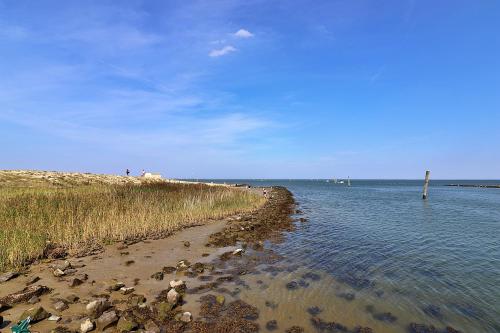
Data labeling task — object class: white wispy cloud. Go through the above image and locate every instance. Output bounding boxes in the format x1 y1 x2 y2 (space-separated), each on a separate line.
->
209 45 236 57
233 29 254 38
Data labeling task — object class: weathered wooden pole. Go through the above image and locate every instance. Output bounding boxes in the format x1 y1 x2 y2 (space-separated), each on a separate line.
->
422 170 430 199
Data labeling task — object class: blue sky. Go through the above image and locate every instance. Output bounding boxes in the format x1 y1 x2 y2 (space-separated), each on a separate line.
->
1 1 499 179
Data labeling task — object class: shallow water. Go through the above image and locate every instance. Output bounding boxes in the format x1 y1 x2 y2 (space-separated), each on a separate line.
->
209 180 500 332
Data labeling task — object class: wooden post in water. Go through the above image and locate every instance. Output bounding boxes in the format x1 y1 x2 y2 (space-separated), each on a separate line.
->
422 170 430 199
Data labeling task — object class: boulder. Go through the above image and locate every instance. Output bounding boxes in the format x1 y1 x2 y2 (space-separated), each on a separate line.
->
0 285 51 305
167 289 180 305
80 318 95 333
96 310 118 331
0 271 19 283
19 306 50 323
85 299 111 318
116 316 138 332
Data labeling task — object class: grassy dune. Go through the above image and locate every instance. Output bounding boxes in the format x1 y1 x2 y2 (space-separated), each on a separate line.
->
0 171 265 271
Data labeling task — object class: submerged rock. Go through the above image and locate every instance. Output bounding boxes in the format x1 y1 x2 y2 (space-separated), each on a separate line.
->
336 292 355 301
373 311 397 323
422 304 443 319
285 326 305 333
310 317 347 332
286 281 299 290
307 306 322 316
409 323 438 333
266 320 278 331
227 300 259 320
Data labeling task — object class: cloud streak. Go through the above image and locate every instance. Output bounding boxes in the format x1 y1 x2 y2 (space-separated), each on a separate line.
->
209 45 237 57
233 29 254 38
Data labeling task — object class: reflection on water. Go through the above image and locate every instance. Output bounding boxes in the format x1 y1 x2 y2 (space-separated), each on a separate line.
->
212 180 500 332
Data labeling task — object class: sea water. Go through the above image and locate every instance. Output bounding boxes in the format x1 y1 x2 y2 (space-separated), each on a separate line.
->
209 179 500 332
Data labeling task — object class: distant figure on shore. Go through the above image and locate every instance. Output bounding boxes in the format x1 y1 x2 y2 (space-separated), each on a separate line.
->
263 189 268 198
141 169 146 177
126 169 130 176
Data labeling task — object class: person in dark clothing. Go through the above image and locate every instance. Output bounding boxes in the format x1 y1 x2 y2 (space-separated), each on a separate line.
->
126 169 130 176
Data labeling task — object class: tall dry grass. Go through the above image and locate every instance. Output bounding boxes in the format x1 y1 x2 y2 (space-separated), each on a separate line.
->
0 182 264 271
